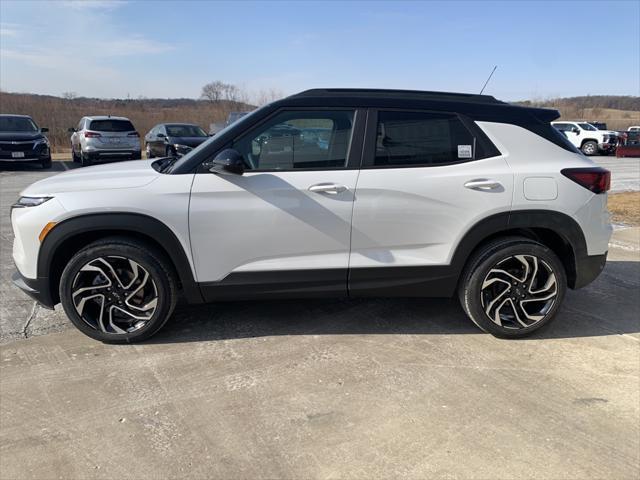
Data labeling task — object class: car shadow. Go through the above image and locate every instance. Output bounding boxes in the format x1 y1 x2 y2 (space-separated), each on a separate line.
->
0 161 79 172
148 260 640 344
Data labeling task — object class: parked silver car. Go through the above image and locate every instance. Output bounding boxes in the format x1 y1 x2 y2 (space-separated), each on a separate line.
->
69 116 141 166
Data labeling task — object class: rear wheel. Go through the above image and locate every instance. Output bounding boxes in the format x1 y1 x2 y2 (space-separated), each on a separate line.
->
581 140 598 156
80 151 92 167
458 237 566 338
59 237 177 343
146 145 154 159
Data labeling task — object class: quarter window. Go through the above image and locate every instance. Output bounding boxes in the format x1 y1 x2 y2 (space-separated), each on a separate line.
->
232 110 355 170
373 111 486 167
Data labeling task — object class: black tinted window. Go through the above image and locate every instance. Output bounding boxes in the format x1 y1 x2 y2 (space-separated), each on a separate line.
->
374 111 481 167
89 119 135 132
0 116 38 132
233 110 354 170
166 125 207 137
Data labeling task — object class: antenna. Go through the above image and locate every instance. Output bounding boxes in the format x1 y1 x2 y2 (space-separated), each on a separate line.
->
479 65 498 95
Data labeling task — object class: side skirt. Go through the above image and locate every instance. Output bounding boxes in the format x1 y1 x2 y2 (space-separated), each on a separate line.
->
198 267 458 302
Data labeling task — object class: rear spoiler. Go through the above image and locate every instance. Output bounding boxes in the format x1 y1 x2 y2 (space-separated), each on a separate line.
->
530 107 561 123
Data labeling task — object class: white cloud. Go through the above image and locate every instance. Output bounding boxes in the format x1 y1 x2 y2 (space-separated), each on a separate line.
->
61 0 126 10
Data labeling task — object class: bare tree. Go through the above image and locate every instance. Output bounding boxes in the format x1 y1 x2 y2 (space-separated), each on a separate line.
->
253 88 284 106
62 91 77 100
200 81 226 102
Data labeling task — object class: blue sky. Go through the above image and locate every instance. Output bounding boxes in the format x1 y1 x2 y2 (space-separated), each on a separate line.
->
1 0 638 101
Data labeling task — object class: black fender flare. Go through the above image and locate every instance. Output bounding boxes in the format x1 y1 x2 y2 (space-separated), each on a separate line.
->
450 209 587 288
39 213 203 304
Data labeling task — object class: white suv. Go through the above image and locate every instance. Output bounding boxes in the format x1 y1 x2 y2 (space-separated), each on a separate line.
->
552 121 617 155
12 89 612 343
69 116 141 166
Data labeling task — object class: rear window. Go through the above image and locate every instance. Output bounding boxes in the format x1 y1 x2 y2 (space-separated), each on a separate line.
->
371 111 494 167
166 125 207 137
89 119 135 132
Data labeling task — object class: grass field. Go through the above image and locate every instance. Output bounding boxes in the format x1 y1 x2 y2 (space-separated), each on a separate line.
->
609 191 640 225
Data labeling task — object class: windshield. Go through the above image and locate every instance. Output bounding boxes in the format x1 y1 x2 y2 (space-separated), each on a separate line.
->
0 116 39 132
89 119 135 132
168 107 264 173
166 125 207 137
578 123 597 131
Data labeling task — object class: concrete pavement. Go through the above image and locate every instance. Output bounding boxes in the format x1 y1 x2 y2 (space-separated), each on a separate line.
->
0 229 638 479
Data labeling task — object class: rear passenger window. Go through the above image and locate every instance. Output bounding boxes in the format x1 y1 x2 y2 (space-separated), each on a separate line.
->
373 111 487 167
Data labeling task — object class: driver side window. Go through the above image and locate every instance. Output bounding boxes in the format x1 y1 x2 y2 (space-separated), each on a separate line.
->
232 110 355 171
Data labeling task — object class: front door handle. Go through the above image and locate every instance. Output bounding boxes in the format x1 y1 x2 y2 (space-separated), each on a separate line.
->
464 179 502 191
308 183 348 195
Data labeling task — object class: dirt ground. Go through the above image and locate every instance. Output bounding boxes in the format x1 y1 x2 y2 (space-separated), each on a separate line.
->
609 192 640 225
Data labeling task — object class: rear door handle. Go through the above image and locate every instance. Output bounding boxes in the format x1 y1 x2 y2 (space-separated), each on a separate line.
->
464 179 502 191
308 183 348 195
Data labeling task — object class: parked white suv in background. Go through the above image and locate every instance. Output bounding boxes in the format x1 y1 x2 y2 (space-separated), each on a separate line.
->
12 89 611 343
69 116 141 166
552 121 617 155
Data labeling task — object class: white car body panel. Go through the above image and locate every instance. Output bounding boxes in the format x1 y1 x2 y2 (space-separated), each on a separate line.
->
349 155 514 268
479 121 611 255
189 170 359 282
13 161 195 279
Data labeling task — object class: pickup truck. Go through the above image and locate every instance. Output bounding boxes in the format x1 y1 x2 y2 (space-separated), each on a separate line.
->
551 121 617 155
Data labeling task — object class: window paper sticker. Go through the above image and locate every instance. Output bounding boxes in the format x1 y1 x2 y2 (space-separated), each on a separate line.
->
458 145 472 158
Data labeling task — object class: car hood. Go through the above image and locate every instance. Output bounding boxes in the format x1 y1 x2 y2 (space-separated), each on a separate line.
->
0 132 45 141
21 160 160 196
168 136 208 148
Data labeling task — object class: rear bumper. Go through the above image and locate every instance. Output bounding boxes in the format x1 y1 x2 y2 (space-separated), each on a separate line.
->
572 252 607 289
84 150 141 160
12 271 55 310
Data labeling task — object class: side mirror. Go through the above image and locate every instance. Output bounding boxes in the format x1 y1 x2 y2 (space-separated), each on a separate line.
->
68 127 76 133
40 127 49 133
573 128 580 134
209 148 245 175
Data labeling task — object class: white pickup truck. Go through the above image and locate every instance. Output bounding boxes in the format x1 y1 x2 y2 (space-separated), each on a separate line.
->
552 121 617 155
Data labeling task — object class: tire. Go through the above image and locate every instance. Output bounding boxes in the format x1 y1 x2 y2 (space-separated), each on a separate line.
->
41 156 52 169
458 236 567 338
59 237 178 343
581 140 598 156
80 151 92 167
71 148 79 163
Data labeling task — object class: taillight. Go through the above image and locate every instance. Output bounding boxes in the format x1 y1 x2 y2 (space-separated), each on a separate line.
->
128 132 140 137
84 131 101 138
561 167 611 194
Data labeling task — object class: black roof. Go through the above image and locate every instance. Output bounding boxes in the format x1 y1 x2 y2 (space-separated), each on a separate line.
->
291 88 506 105
274 88 558 123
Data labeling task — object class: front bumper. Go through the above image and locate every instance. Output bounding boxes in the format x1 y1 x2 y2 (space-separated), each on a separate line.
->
572 252 607 289
12 270 55 310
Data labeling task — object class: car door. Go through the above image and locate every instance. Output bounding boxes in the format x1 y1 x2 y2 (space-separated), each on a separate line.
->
562 123 581 148
189 108 365 300
349 109 513 296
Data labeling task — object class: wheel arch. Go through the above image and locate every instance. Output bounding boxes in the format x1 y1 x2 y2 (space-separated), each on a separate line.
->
451 210 587 289
580 138 598 148
39 213 203 305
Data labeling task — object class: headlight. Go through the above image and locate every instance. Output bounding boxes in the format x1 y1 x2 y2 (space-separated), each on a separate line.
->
11 196 53 209
33 138 50 146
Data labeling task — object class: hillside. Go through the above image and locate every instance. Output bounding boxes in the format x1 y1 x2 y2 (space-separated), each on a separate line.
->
517 96 640 130
0 92 254 151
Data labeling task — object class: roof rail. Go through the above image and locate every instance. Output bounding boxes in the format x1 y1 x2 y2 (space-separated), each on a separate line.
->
291 88 505 105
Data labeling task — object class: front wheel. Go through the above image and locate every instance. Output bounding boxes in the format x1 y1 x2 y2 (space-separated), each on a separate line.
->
41 156 52 169
458 237 566 338
59 237 178 343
